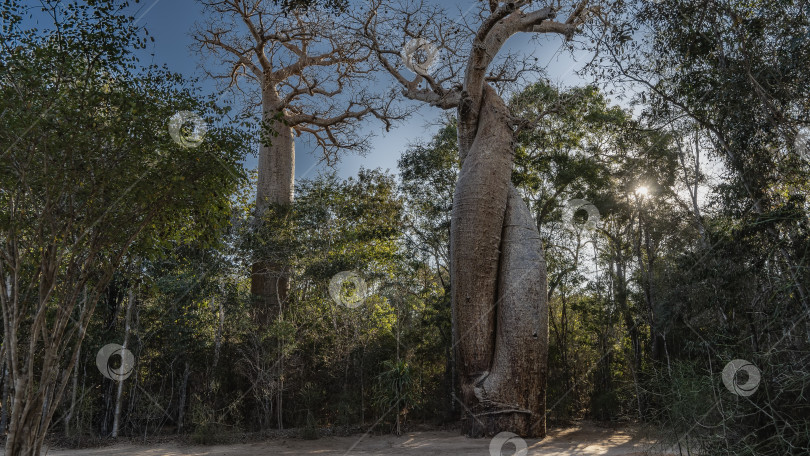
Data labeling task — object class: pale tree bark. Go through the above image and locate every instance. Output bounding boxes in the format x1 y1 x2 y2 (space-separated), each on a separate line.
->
111 286 135 438
63 345 79 437
0 228 148 455
363 0 598 437
452 85 549 437
194 0 399 323
675 131 708 247
63 287 88 438
250 88 295 324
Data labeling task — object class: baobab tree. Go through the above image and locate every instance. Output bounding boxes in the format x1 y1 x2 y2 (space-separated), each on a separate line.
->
0 1 248 453
361 0 599 438
194 1 398 317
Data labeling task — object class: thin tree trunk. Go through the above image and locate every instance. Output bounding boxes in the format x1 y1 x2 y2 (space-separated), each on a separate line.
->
210 286 225 389
127 298 141 437
277 346 283 430
177 361 190 433
63 345 79 437
111 287 135 438
450 283 459 421
277 276 285 431
0 275 7 435
80 354 87 439
0 360 8 436
64 288 87 438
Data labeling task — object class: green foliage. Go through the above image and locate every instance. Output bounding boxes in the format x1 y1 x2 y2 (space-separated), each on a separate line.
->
0 0 249 448
188 394 241 445
591 1 810 452
0 0 248 261
5 1 808 448
398 121 458 276
372 359 414 431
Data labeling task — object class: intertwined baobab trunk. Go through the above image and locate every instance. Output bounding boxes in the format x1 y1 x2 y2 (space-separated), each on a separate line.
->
365 0 595 438
452 85 548 437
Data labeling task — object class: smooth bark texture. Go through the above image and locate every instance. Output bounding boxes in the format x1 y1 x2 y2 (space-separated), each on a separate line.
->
451 86 513 378
364 0 596 439
251 90 294 319
256 93 295 214
474 185 548 436
452 85 549 438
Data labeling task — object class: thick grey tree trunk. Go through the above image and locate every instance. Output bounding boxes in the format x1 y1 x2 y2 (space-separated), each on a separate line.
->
452 85 548 438
250 87 294 430
362 0 595 438
251 87 294 322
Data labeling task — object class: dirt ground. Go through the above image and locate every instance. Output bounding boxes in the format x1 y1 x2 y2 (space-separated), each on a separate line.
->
43 422 677 455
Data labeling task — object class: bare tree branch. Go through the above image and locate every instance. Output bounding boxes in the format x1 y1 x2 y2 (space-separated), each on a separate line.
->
359 0 600 162
194 0 401 161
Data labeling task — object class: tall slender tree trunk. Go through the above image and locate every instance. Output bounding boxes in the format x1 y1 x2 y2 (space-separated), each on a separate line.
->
276 307 284 430
251 87 294 324
64 289 87 438
360 346 365 425
111 287 134 438
452 85 549 438
210 286 225 386
1 360 8 436
63 345 79 437
177 361 190 433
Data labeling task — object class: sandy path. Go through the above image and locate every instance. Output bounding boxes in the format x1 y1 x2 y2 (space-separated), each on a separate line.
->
43 423 674 455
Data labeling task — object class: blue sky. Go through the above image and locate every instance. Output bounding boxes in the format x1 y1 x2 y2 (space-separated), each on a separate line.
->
30 0 594 181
